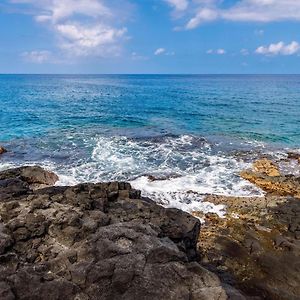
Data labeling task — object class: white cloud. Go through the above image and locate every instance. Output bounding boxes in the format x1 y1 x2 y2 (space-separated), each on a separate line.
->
216 48 225 55
178 0 300 29
12 0 111 23
206 48 226 55
255 41 300 56
186 8 218 29
154 48 175 56
11 0 128 59
164 0 189 11
154 48 166 55
21 50 52 63
56 23 127 57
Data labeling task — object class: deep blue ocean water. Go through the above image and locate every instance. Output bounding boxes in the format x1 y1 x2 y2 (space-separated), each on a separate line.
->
1 75 300 213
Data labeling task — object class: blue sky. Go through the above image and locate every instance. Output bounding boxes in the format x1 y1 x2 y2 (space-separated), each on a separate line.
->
1 0 300 74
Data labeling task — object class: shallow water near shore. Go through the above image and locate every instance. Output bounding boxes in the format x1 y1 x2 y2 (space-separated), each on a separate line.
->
1 74 300 214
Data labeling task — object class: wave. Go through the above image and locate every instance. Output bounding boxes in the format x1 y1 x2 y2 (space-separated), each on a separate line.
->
0 134 264 216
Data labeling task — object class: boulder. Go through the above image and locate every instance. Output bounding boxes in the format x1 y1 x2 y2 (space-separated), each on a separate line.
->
0 166 234 300
0 166 59 190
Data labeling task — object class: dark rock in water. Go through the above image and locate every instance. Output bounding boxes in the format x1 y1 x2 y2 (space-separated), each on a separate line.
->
0 166 235 300
0 146 7 155
287 152 300 163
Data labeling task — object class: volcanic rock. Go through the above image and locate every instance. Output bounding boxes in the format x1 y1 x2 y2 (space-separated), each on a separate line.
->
198 194 300 300
0 166 235 300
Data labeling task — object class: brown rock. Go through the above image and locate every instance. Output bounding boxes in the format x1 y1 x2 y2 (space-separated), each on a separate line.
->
0 166 59 190
0 146 7 155
198 194 300 300
253 158 280 176
241 170 300 198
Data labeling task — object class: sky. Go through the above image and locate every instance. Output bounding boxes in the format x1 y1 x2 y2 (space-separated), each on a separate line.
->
1 0 300 74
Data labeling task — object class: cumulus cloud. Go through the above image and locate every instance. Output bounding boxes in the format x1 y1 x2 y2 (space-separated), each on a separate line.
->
55 23 127 57
21 50 52 63
164 0 300 30
154 48 175 56
154 48 166 55
164 0 189 11
255 41 300 56
186 8 218 29
11 0 128 59
206 48 226 55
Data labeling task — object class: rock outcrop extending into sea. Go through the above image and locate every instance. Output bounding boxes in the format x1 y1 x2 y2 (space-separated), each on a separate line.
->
0 166 242 300
0 158 299 299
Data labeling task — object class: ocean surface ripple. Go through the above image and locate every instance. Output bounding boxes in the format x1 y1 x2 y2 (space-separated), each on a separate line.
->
1 75 300 214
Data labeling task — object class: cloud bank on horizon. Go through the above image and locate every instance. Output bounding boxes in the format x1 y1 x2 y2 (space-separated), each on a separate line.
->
1 0 300 72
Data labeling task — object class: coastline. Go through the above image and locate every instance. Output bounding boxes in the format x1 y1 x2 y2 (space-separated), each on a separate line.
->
1 147 300 299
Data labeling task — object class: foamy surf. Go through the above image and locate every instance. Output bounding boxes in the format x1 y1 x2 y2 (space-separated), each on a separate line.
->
0 134 265 216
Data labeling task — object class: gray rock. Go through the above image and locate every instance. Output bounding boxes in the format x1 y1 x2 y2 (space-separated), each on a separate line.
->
0 166 233 300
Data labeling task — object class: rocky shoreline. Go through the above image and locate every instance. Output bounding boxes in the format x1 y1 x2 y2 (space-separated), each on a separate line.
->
0 152 299 299
0 165 245 300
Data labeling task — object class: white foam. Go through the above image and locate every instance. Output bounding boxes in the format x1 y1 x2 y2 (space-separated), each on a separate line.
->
0 134 264 216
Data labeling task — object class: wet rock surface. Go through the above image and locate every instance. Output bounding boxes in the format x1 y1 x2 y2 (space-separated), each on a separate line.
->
241 158 300 198
0 166 236 300
196 158 300 300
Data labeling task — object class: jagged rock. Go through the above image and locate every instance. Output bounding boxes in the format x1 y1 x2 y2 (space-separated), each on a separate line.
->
199 194 300 300
0 146 7 155
252 158 280 176
241 170 300 198
0 166 233 300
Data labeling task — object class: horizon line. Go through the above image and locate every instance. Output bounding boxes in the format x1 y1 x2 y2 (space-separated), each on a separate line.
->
1 73 300 76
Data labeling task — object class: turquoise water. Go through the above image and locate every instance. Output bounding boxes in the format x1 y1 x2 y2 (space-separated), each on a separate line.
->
1 74 300 144
1 75 299 212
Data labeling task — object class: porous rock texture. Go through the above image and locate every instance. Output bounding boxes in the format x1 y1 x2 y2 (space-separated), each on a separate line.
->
194 158 300 300
0 166 234 300
241 157 300 198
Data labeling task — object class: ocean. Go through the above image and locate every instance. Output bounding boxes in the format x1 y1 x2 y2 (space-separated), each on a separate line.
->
1 74 300 214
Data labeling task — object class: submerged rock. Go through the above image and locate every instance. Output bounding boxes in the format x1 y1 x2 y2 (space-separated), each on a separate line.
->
0 146 7 155
0 166 235 300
